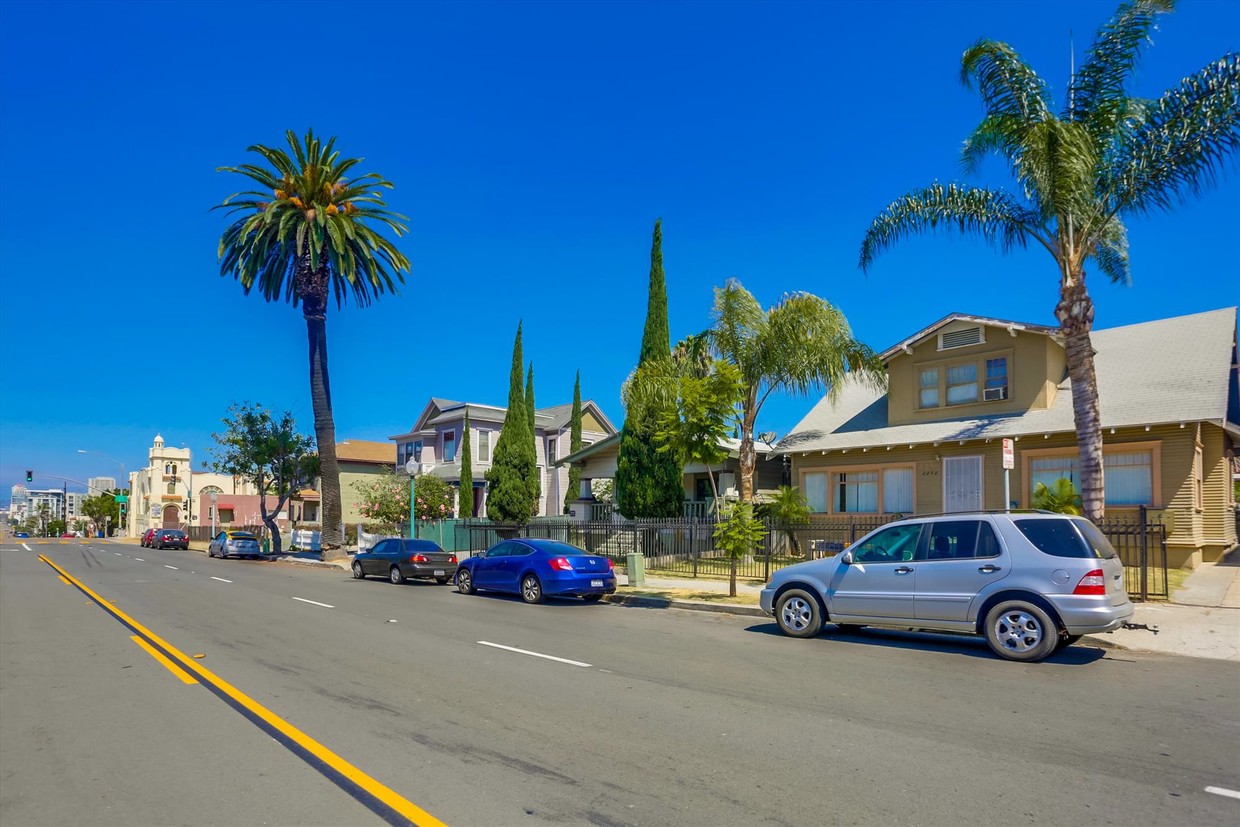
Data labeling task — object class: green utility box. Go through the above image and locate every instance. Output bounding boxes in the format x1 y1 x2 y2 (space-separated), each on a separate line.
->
626 551 646 587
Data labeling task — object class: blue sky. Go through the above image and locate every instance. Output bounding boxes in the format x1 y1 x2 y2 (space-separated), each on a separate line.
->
1 0 1237 499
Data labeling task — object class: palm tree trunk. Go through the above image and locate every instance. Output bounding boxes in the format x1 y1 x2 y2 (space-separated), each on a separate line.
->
301 260 343 555
738 401 758 502
1056 269 1105 522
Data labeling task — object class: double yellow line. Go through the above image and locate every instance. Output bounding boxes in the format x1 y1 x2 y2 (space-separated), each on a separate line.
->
40 554 447 827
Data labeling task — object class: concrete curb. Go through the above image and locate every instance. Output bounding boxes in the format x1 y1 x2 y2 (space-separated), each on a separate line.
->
603 593 768 617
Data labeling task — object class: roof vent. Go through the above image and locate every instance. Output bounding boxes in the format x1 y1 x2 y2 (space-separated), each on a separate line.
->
939 326 984 350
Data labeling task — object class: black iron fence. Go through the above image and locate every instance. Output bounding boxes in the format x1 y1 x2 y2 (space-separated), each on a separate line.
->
452 511 1170 599
1099 506 1169 601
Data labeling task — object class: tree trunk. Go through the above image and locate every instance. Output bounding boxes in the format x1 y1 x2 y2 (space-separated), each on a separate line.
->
302 260 343 555
1055 267 1105 522
729 555 737 598
738 405 758 503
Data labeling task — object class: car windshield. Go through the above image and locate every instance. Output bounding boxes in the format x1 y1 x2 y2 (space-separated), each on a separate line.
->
229 532 256 540
162 531 185 537
1012 518 1110 559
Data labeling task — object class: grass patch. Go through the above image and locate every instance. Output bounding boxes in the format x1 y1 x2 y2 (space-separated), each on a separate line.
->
621 586 762 606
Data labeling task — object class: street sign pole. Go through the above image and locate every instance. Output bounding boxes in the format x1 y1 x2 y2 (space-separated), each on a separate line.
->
1002 438 1015 512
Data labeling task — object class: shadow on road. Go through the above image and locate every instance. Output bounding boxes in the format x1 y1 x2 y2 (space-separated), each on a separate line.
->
742 621 1108 664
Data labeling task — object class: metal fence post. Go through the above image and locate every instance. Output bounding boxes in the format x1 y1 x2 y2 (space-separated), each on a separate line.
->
1139 505 1149 602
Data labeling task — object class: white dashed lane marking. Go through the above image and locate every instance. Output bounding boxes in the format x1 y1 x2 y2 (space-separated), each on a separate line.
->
477 641 591 668
165 565 178 570
292 597 334 609
1205 786 1240 800
211 576 233 583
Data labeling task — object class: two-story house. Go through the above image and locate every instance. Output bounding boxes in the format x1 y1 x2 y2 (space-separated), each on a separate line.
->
389 397 617 517
777 308 1239 569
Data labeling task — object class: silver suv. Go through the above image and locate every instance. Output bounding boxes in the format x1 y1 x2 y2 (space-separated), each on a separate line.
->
759 512 1134 662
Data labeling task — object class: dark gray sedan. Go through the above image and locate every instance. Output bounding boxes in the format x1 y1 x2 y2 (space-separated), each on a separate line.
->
352 538 458 584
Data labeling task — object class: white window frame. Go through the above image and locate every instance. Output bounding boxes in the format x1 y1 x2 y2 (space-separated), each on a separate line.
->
478 430 491 463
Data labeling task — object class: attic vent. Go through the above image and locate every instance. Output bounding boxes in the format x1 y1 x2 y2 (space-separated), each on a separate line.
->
939 327 984 350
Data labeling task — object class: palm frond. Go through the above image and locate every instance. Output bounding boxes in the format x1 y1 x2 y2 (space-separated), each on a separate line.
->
1069 0 1175 122
1090 216 1131 285
1111 52 1240 213
961 39 1052 124
859 183 1043 271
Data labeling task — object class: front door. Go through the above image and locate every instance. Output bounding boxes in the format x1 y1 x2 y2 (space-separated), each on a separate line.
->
827 522 923 620
943 456 983 513
162 505 179 529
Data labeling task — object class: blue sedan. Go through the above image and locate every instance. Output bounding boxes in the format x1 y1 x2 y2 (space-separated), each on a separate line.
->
455 538 616 603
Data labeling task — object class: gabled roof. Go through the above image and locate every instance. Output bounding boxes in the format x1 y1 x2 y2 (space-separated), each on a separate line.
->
389 396 618 441
336 439 396 464
778 307 1239 454
878 313 1060 362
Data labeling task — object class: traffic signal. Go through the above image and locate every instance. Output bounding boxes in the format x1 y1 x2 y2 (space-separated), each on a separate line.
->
26 470 32 483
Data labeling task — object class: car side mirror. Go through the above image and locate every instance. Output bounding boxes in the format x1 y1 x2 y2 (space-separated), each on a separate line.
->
839 551 854 565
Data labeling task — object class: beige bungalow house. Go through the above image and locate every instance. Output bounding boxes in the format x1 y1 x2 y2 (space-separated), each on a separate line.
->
777 308 1239 569
389 397 616 517
555 434 785 519
336 438 397 524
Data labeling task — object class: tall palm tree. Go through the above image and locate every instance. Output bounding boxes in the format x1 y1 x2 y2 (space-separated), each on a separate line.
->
860 0 1240 520
708 279 885 502
215 129 410 553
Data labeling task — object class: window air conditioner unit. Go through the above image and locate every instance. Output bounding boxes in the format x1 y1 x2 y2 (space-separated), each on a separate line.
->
983 386 1008 401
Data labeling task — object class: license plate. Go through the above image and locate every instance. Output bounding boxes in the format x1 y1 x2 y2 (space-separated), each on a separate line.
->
434 570 445 576
591 579 603 588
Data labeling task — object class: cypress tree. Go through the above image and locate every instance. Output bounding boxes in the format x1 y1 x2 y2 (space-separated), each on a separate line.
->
458 408 474 518
616 218 685 518
486 323 538 522
525 362 540 516
563 371 583 514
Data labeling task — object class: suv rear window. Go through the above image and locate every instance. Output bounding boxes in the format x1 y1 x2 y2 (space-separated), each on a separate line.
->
1012 518 1108 559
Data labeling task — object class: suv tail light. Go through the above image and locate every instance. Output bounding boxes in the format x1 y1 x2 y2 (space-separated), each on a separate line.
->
1073 569 1106 595
549 557 574 571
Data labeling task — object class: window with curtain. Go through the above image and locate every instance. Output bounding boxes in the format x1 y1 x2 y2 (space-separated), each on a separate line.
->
946 363 978 405
919 368 939 408
835 471 879 513
1029 450 1154 506
803 472 827 512
442 431 456 462
882 468 914 513
1107 451 1153 506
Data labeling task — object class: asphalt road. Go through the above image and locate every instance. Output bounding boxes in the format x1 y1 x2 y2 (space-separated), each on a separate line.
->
2 538 1238 826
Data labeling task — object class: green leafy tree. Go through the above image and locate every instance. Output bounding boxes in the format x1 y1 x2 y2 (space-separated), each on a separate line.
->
766 485 812 557
210 402 319 555
487 323 539 522
352 469 409 530
413 473 454 522
628 355 744 514
215 129 410 555
458 408 474 519
525 362 540 511
47 519 66 537
563 372 583 514
860 0 1240 520
709 279 884 502
83 489 122 536
616 218 685 518
713 501 768 597
1032 478 1084 515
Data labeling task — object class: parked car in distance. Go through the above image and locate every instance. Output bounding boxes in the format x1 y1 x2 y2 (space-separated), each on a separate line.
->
140 528 158 547
15 531 29 538
208 530 261 559
759 511 1134 662
152 529 189 550
455 538 617 604
352 538 458 584
60 532 76 538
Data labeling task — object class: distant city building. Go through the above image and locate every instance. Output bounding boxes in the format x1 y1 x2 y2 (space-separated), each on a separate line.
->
87 476 117 495
24 488 65 526
9 484 29 519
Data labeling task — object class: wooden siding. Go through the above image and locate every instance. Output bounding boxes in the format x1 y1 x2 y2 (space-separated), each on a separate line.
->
886 324 1061 426
788 422 1231 566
